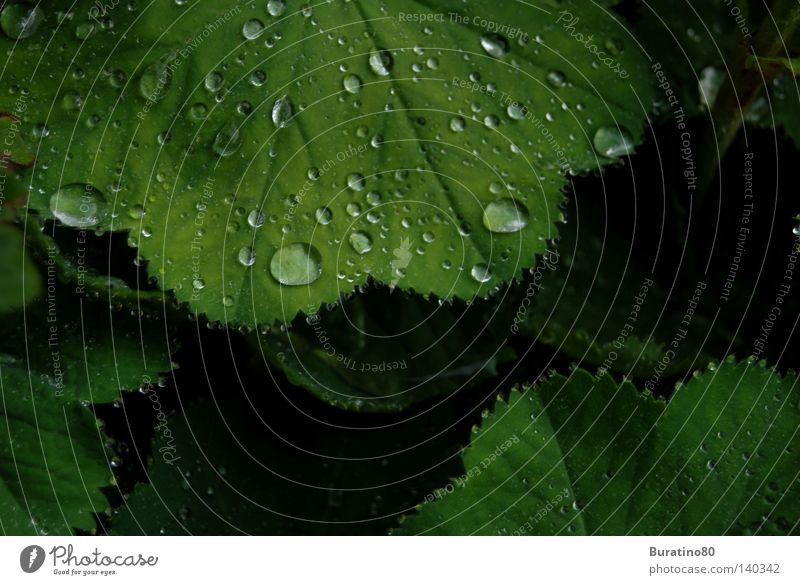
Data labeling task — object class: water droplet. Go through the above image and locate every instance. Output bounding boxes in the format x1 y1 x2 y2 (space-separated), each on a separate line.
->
248 210 265 228
347 173 365 191
242 19 264 40
204 71 224 92
249 70 267 87
267 0 286 16
450 116 466 132
140 49 179 102
315 206 333 225
238 246 256 266
270 243 323 286
507 102 527 120
369 48 394 76
343 74 362 94
192 278 205 290
370 134 384 148
480 33 509 58
593 126 635 158
349 231 373 255
471 263 492 283
546 70 566 88
190 102 208 120
49 184 108 228
483 199 529 233
366 191 381 206
212 121 242 157
1 3 43 39
272 95 293 128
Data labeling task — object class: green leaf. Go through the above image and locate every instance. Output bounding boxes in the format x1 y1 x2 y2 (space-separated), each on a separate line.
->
111 392 462 535
2 0 653 325
0 297 173 403
747 74 800 148
0 224 41 314
397 361 800 535
0 361 111 535
261 289 515 412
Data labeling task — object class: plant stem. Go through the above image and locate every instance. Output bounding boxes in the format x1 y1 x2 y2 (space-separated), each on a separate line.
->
698 0 800 197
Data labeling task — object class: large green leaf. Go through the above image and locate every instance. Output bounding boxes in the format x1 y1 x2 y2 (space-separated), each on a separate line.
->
397 361 799 535
0 361 111 535
0 296 174 403
260 288 514 412
2 0 653 325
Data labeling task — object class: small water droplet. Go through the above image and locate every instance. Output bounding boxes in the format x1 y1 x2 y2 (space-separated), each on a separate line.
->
483 199 529 233
347 173 365 191
248 210 265 228
369 48 394 76
238 246 256 267
204 71 225 92
272 95 293 128
267 0 286 16
546 70 566 88
269 243 323 286
242 18 264 40
315 206 333 225
480 33 509 58
343 74 362 94
450 116 466 132
212 121 242 157
471 263 492 283
348 231 373 255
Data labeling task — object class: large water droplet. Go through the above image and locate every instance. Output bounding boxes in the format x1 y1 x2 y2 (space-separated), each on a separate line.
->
270 243 323 286
347 173 365 191
471 263 492 283
272 95 293 128
248 210 266 228
140 49 179 102
593 126 635 158
483 199 529 233
369 49 394 76
480 33 509 58
49 184 108 228
1 3 43 39
348 231 373 255
212 121 242 157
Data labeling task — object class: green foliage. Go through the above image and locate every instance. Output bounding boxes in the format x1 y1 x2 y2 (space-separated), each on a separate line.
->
397 362 799 535
0 0 797 538
1 0 652 325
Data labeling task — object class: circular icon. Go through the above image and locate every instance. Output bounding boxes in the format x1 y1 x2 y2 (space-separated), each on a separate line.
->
19 545 45 573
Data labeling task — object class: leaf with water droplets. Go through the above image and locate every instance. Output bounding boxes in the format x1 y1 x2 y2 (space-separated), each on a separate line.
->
2 0 653 327
397 361 800 535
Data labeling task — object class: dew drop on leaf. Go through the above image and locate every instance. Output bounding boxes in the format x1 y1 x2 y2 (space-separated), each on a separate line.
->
269 243 323 286
368 49 394 76
470 263 492 283
348 231 373 255
480 33 509 58
272 95 294 128
483 199 529 233
49 184 108 228
0 3 43 39
592 126 635 158
212 121 242 157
